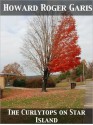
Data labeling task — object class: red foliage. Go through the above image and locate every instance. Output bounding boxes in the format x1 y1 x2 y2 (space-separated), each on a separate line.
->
48 15 81 73
76 77 84 82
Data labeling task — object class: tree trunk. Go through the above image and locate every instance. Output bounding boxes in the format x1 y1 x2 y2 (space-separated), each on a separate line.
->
42 68 49 92
0 89 3 99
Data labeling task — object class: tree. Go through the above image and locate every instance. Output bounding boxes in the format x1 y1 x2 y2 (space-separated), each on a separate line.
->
21 15 81 92
56 71 71 83
76 60 87 77
2 62 24 76
21 16 57 91
89 61 93 79
75 64 83 77
70 60 87 81
87 61 93 79
48 15 81 72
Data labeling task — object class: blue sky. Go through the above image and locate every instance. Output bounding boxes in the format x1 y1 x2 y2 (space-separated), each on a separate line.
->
0 16 93 76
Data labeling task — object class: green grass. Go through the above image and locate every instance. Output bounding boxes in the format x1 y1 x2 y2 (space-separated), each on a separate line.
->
1 88 85 123
56 81 85 88
1 89 85 108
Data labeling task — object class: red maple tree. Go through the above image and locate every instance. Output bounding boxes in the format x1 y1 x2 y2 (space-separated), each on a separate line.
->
21 15 81 92
48 15 81 73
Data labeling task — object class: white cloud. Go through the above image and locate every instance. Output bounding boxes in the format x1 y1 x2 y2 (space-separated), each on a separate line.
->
75 16 93 62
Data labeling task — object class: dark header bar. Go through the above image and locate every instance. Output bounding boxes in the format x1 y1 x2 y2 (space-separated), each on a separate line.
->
1 108 93 123
0 0 93 15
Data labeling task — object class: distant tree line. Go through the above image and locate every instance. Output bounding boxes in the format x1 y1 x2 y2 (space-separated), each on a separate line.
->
56 60 93 83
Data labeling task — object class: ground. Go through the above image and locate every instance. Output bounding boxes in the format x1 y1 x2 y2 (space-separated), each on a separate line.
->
84 81 93 108
1 86 85 108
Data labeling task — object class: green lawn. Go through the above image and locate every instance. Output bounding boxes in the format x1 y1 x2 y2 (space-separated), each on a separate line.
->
56 81 85 88
1 89 85 108
1 87 86 124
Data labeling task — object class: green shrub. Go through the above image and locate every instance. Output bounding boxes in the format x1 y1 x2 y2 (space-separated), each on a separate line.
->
13 79 26 87
55 74 66 83
55 72 71 83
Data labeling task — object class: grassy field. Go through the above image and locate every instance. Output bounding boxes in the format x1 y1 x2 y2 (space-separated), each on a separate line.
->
1 88 85 108
56 81 85 88
1 85 86 123
1 80 91 124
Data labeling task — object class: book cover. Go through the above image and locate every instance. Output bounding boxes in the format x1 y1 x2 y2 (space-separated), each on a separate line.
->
0 0 93 124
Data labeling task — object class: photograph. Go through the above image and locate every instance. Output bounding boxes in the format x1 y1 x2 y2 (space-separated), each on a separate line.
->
0 0 93 124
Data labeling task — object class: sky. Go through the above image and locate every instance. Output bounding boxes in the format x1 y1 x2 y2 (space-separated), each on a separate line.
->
0 16 93 76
